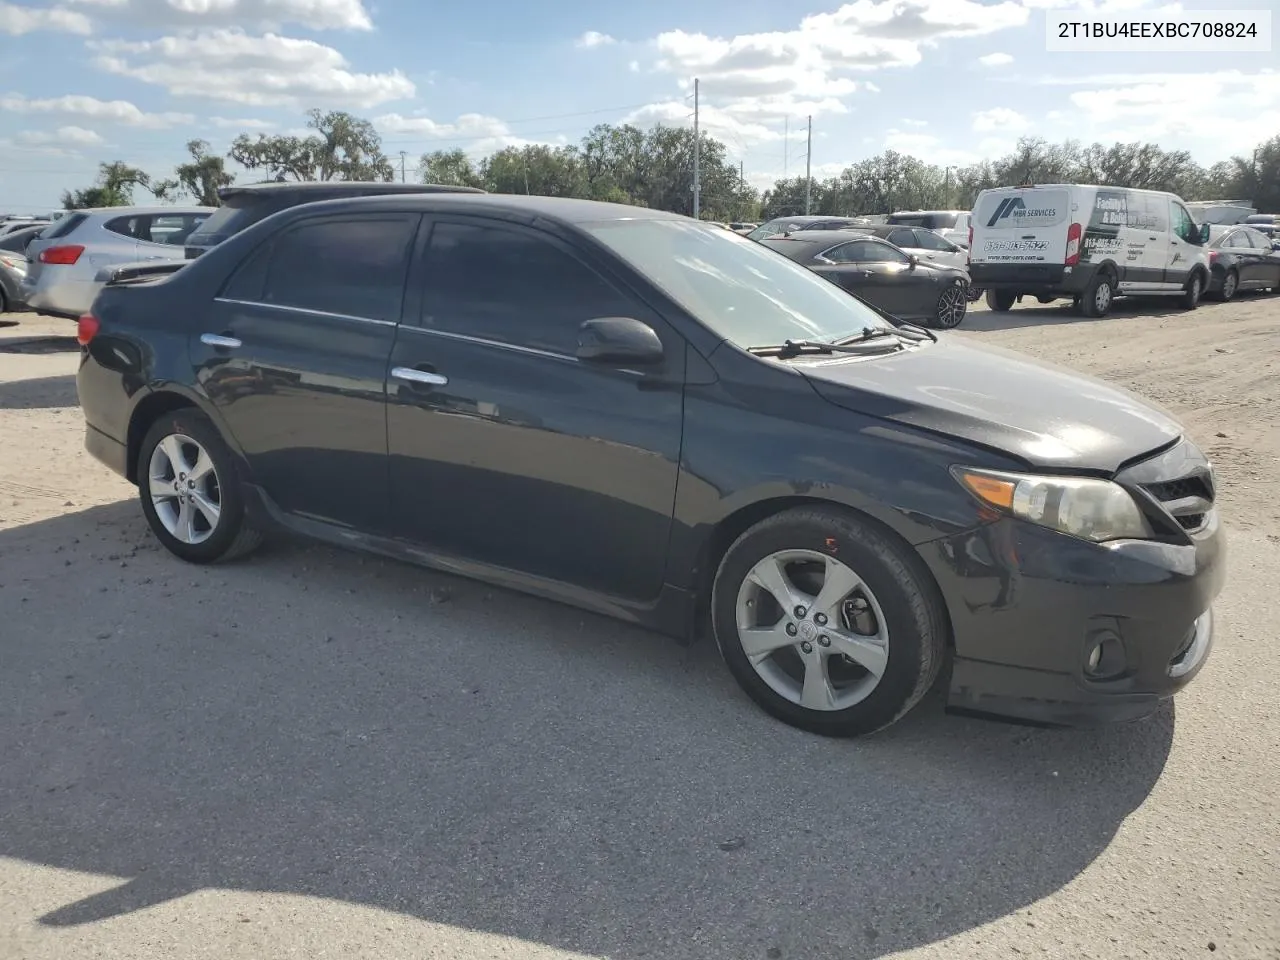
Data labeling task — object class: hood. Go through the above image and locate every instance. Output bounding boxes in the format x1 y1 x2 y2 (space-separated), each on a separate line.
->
797 337 1182 473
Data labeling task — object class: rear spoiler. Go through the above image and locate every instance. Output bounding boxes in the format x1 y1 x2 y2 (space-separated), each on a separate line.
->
95 260 188 286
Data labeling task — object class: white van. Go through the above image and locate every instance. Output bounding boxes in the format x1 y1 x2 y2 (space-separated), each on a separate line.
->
967 184 1212 317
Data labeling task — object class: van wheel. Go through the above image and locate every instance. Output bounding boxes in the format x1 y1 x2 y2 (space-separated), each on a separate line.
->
1080 273 1114 318
1218 269 1238 302
985 290 1016 312
711 506 947 737
1181 272 1204 310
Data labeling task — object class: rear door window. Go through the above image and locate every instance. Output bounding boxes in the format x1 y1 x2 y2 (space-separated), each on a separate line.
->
260 215 419 322
104 214 147 240
147 214 208 246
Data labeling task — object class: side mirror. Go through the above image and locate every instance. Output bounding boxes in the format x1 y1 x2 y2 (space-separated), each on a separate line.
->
1197 223 1211 245
1271 240 1280 252
907 254 919 268
576 317 664 365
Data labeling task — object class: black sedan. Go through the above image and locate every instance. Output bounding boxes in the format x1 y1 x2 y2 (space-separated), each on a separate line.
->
762 229 970 328
1206 224 1280 301
76 195 1222 737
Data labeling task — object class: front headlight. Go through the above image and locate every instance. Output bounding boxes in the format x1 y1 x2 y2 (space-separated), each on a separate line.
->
951 466 1152 542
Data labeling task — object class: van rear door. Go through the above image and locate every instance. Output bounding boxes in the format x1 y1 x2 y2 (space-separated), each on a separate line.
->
969 188 1070 267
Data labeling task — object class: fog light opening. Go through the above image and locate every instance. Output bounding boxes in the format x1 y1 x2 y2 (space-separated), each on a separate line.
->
1084 630 1126 680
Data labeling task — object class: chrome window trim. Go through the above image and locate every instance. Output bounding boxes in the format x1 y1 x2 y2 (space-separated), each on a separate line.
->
214 297 397 327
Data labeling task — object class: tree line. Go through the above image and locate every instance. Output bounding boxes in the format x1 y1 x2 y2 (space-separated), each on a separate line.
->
61 107 1280 219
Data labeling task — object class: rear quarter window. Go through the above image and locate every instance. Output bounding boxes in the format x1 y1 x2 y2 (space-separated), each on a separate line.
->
41 213 88 240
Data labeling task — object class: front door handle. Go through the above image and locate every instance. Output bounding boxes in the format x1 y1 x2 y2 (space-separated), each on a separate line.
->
392 366 448 386
200 333 241 349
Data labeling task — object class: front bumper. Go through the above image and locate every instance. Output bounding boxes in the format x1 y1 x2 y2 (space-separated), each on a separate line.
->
920 510 1225 727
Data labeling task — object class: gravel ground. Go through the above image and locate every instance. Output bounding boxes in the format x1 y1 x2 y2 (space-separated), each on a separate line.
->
0 298 1277 960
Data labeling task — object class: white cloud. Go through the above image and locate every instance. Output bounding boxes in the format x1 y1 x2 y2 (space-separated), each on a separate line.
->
882 128 1015 167
0 93 193 127
16 125 104 147
1058 70 1280 157
628 59 640 73
89 29 414 108
0 1 91 34
65 0 371 29
210 116 272 129
374 112 567 156
1017 0 1158 8
972 107 1028 133
623 98 844 146
978 52 1013 67
575 30 615 48
639 0 1029 149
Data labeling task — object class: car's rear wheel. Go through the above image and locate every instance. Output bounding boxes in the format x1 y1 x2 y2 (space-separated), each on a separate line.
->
933 280 968 328
985 289 1016 312
137 410 263 564
711 506 946 737
1218 269 1239 302
1079 273 1114 318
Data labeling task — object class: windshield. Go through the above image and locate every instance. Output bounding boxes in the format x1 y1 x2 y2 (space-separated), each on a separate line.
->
584 219 894 347
746 219 805 241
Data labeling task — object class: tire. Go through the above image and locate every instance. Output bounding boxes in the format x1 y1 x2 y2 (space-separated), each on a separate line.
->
985 289 1016 312
0 288 8 314
933 280 968 329
710 506 947 738
966 285 984 303
137 409 263 564
1180 270 1204 310
1079 272 1114 318
1218 269 1239 302
1036 295 1056 304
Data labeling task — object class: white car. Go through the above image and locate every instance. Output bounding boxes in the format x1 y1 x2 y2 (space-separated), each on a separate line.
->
886 210 973 249
967 184 1212 318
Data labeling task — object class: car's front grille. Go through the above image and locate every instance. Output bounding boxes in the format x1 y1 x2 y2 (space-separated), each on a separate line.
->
1140 473 1214 533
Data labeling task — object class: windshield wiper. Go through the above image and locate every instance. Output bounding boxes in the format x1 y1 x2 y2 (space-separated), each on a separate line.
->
748 335 905 359
834 323 935 345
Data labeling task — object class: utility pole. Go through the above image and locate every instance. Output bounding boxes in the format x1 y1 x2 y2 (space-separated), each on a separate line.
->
399 150 407 183
804 115 812 215
692 77 701 219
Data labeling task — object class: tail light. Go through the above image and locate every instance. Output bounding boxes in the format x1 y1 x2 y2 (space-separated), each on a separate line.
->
40 244 85 265
77 313 99 346
1065 223 1083 266
1208 251 1219 264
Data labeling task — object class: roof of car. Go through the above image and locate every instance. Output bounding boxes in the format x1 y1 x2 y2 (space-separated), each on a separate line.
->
762 228 888 244
218 181 486 200
269 193 686 224
71 205 215 217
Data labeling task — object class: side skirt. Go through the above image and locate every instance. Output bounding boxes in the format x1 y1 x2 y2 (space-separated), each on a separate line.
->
241 483 699 643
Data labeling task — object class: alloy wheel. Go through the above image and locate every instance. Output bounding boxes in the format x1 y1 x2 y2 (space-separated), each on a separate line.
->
734 549 889 711
936 283 967 328
148 433 221 545
1222 271 1238 300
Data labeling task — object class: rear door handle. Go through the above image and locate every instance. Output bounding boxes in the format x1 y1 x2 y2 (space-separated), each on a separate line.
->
392 366 448 386
200 333 241 349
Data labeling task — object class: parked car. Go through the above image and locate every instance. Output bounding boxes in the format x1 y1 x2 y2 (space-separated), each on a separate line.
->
886 210 972 248
0 224 46 312
838 223 970 272
761 229 970 328
1243 214 1278 241
728 222 757 235
747 215 871 241
968 184 1211 317
1205 224 1280 300
21 206 212 319
0 217 50 238
77 197 1220 740
182 180 486 259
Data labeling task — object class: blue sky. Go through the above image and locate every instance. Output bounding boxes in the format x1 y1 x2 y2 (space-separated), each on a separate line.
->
0 0 1276 213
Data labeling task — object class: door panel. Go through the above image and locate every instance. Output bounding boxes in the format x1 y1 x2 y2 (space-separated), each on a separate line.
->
387 217 686 602
1166 201 1199 287
193 213 419 531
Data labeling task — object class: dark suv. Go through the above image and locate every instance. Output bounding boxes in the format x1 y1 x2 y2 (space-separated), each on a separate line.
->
182 181 485 259
75 194 1224 738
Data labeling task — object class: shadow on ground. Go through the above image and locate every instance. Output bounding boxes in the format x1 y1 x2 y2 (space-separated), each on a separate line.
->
0 502 1175 960
962 295 1244 332
0 373 78 409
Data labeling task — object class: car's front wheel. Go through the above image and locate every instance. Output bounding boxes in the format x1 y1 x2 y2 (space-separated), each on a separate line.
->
711 507 946 737
137 409 263 564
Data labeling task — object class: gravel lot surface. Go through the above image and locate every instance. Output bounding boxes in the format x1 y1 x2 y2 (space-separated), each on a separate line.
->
1 297 1277 960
